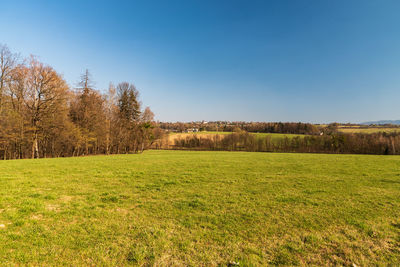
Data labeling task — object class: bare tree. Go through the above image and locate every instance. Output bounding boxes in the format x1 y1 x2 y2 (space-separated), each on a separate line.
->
142 107 154 122
104 83 117 154
0 44 160 160
23 56 69 158
77 69 94 93
0 44 18 111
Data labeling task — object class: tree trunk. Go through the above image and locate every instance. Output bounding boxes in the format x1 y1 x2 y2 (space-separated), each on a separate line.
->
32 132 39 159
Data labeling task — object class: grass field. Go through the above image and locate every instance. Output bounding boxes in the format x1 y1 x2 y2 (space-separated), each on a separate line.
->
0 151 400 265
338 127 400 134
251 132 304 140
170 131 304 142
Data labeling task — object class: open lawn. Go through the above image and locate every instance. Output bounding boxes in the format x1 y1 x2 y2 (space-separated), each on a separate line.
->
0 151 400 265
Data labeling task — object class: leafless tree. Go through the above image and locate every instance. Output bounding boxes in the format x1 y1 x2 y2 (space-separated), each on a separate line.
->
0 44 18 110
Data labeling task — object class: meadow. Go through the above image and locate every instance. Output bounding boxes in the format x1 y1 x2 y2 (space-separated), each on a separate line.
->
338 127 400 134
168 131 304 143
0 150 400 265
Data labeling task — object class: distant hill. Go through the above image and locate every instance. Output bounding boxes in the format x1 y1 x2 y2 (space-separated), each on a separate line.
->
361 120 400 125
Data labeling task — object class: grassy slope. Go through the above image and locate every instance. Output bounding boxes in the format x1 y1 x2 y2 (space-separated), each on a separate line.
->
0 151 400 265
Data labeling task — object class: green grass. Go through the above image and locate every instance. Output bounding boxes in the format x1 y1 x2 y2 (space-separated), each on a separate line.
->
251 132 305 141
0 151 400 265
170 131 305 141
338 127 400 134
169 131 232 135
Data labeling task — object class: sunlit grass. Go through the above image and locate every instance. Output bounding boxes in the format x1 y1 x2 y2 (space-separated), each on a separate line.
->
0 150 399 265
170 131 305 141
338 127 400 133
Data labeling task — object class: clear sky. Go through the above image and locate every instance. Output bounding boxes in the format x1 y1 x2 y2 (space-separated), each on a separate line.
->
1 0 399 123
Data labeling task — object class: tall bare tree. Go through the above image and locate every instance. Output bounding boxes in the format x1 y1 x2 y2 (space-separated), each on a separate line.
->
23 56 69 158
0 44 18 111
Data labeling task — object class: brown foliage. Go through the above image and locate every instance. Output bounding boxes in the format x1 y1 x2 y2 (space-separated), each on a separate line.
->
0 45 159 159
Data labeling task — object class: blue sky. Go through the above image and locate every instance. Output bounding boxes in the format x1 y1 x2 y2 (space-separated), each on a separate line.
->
1 0 400 123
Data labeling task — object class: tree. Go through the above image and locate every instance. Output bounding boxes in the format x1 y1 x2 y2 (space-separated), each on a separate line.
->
69 70 107 155
115 82 142 153
4 64 29 159
117 82 141 122
142 106 154 122
0 44 18 111
23 56 69 158
0 44 160 160
139 107 156 151
104 83 118 154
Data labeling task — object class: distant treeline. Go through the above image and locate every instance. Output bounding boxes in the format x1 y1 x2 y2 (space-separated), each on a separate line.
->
158 121 322 135
0 44 161 160
172 131 400 155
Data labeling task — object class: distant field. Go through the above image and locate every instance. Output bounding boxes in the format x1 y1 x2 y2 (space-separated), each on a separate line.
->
0 151 400 265
252 132 304 140
338 127 400 133
169 131 231 135
170 129 400 137
169 131 305 141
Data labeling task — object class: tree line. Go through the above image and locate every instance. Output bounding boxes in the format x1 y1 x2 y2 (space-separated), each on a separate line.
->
158 121 322 135
0 44 160 160
172 130 400 155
